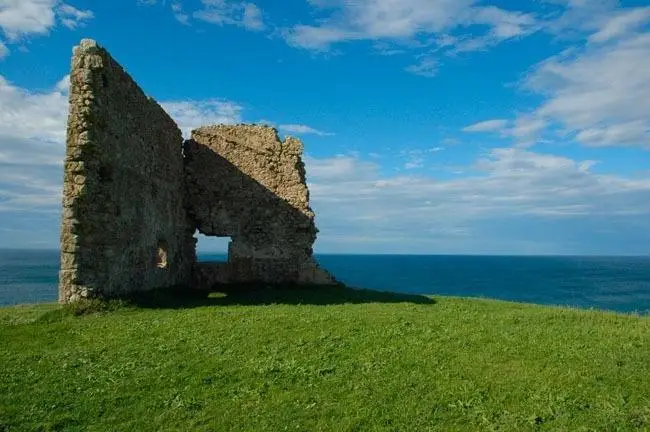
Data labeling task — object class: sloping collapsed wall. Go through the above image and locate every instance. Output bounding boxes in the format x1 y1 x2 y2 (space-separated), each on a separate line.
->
59 39 334 303
185 126 335 285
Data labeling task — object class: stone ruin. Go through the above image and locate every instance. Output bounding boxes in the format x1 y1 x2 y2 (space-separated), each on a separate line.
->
58 39 336 304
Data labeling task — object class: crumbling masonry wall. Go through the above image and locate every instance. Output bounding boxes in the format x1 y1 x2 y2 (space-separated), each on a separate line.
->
185 125 335 286
59 40 195 303
58 39 334 303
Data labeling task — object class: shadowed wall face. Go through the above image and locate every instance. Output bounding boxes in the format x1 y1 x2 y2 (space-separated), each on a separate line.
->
184 125 335 285
58 39 194 303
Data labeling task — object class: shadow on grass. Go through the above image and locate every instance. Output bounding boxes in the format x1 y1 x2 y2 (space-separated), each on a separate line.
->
36 285 435 322
128 284 436 309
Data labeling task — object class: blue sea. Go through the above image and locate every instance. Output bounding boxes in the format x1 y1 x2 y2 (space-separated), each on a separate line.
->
1 249 650 314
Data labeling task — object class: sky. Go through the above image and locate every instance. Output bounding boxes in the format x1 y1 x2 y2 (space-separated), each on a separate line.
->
0 0 650 255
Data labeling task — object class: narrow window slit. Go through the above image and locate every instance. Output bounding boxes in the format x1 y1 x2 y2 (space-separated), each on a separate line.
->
156 240 169 269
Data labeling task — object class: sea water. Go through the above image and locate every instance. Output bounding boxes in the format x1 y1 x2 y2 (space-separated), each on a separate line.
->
1 249 649 313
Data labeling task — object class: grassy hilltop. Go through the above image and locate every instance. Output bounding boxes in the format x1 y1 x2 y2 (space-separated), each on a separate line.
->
1 286 649 431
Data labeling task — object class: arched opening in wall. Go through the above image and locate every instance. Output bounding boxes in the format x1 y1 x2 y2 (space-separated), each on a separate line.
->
195 231 230 263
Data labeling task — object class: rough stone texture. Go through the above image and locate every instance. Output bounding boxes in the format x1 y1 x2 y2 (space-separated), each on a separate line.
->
58 39 335 303
185 125 336 287
58 39 194 303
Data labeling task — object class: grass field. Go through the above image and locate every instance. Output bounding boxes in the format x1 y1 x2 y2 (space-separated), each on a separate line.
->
1 286 649 431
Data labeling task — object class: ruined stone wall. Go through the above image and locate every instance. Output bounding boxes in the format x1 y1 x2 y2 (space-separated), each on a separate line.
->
59 39 194 303
184 125 335 286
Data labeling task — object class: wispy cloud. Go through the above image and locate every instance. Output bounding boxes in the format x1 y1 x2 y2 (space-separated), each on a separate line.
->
283 0 538 53
279 124 334 137
161 99 244 138
0 74 69 212
193 0 265 31
306 149 650 254
541 0 645 42
278 0 544 80
57 3 93 29
397 148 444 170
0 75 68 147
405 56 438 78
460 5 650 150
463 119 509 133
241 3 264 31
171 2 190 25
588 6 650 44
526 31 650 148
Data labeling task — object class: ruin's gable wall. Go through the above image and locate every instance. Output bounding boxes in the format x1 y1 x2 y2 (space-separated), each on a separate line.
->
58 39 194 303
184 125 335 285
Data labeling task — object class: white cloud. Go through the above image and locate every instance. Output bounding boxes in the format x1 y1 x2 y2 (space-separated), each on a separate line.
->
284 0 538 52
0 166 63 211
588 6 650 44
505 115 548 146
575 121 650 148
281 0 541 80
193 0 265 31
161 99 244 138
0 0 93 50
542 0 650 45
54 74 69 93
463 117 547 147
306 148 650 253
286 0 469 49
373 42 406 56
171 2 190 25
524 30 650 148
241 3 264 31
285 25 357 51
305 155 379 182
397 148 441 170
404 158 424 170
405 56 438 78
0 74 69 211
462 119 508 133
0 0 56 40
0 75 68 146
279 124 333 137
57 3 93 29
472 6 539 40
463 6 650 149
540 0 618 39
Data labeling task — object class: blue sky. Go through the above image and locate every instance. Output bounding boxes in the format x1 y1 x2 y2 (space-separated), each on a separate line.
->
1 0 650 254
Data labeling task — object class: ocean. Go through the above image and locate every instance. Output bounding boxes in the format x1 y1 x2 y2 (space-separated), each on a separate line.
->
1 249 649 314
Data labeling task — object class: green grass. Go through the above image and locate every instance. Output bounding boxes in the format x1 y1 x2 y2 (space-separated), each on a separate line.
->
1 286 650 431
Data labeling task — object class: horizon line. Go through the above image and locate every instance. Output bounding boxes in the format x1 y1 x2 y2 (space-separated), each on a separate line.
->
0 248 647 258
